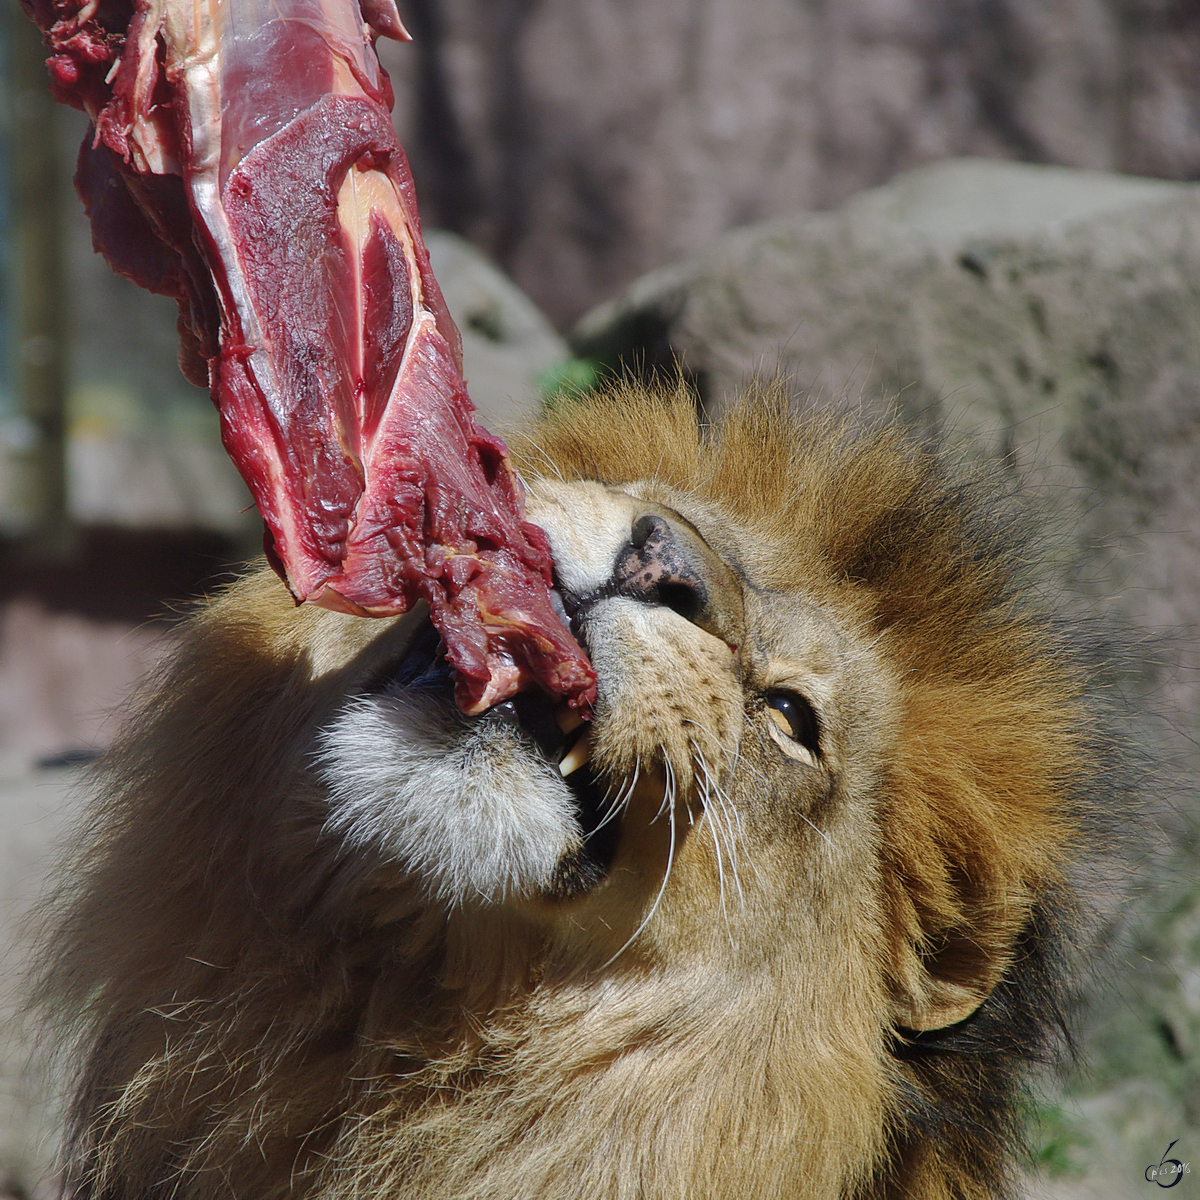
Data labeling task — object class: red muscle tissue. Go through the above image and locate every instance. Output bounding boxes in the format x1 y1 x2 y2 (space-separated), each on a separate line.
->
21 0 595 714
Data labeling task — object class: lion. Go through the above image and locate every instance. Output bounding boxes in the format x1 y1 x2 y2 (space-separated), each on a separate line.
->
36 384 1119 1199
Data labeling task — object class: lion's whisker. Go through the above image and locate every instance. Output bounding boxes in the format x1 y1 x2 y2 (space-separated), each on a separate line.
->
710 804 739 943
695 754 730 931
601 760 678 969
508 433 565 483
678 723 749 907
799 811 833 848
699 756 744 913
591 759 639 835
654 755 676 822
713 794 744 905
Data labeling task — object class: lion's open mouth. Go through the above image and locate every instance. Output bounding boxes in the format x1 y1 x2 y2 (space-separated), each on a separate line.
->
322 488 747 909
367 615 623 899
499 691 622 898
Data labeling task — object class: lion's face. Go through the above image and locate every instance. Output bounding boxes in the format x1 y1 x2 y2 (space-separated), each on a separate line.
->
299 449 914 1193
319 473 899 991
52 390 1102 1200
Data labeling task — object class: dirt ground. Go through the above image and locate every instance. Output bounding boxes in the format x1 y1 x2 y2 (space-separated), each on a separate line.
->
0 601 172 1196
0 757 80 1198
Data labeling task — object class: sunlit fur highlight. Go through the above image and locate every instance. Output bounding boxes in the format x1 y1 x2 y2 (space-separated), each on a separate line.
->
34 383 1120 1200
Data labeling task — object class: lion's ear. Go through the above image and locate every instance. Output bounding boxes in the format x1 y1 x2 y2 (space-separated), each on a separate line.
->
881 687 1064 1034
891 973 998 1032
889 927 1011 1032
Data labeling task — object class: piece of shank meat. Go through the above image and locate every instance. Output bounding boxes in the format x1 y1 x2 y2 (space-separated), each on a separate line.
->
22 0 595 714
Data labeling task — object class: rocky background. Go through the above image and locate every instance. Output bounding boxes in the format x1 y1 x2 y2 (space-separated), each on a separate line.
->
3 2 1200 1197
378 0 1200 329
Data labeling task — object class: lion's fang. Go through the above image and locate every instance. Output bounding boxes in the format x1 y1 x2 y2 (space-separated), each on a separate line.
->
559 730 593 776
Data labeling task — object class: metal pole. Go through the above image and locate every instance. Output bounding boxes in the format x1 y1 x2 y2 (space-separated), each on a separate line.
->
5 0 69 553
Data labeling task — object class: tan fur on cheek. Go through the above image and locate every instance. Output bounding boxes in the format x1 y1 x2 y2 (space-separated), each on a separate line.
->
586 597 744 792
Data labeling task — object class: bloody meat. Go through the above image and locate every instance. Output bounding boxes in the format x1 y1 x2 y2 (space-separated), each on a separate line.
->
22 0 596 715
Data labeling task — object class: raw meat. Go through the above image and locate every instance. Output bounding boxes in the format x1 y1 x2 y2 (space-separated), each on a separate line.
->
21 0 595 714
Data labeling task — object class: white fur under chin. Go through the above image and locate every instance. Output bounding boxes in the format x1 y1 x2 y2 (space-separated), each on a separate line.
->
317 693 581 905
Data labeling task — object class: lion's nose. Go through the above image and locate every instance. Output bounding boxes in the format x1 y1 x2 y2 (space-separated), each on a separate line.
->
611 511 745 650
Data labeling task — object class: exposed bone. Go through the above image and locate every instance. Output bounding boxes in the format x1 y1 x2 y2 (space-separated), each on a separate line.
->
555 706 587 736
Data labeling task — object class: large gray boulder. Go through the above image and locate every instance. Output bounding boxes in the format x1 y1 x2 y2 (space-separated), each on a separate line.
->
425 231 568 432
574 156 1200 682
576 158 1200 1198
575 157 1192 439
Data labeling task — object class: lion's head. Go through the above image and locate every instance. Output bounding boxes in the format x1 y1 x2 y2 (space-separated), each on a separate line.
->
42 387 1115 1199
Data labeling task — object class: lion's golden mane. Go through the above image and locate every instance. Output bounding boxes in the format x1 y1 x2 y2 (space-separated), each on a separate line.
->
38 386 1119 1199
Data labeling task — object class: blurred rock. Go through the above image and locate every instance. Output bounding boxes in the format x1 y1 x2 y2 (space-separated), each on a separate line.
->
425 231 567 430
0 757 81 1200
574 157 1191 429
0 601 169 758
66 395 256 536
379 0 1200 328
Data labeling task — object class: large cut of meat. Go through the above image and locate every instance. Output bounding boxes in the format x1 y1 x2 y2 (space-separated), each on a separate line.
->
22 0 595 714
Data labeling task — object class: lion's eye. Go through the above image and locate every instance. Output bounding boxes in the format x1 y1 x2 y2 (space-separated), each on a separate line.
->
765 691 821 764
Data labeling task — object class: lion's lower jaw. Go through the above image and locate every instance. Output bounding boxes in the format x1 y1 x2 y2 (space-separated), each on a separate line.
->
318 693 584 903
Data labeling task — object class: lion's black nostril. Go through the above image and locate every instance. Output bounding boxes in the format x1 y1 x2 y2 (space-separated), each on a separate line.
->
573 505 745 651
613 515 708 616
630 514 664 550
656 581 703 623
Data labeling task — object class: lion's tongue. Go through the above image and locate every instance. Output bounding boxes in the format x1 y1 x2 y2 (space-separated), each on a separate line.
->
28 0 596 715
